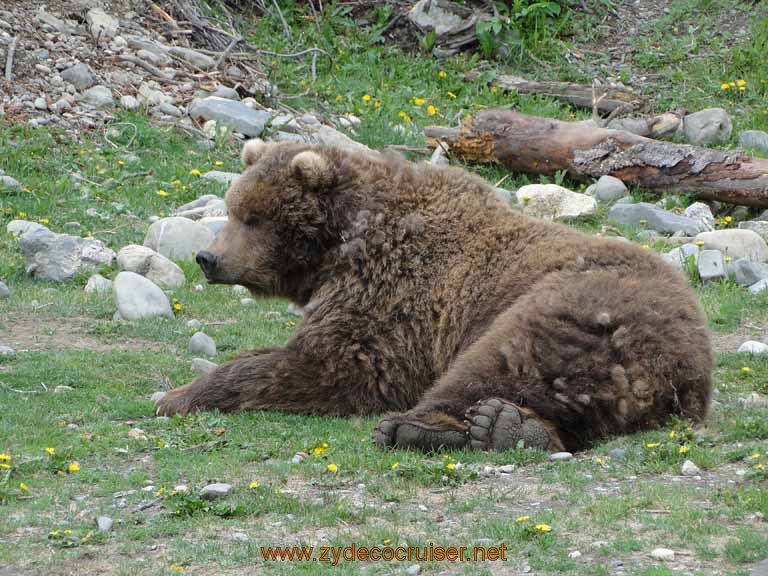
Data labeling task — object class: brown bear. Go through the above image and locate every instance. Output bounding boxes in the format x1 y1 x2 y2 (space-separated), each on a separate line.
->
155 139 713 453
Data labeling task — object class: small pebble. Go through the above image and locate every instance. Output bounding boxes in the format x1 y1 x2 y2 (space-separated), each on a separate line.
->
290 452 307 464
150 391 166 403
406 565 422 576
54 385 73 393
498 464 515 473
174 484 189 493
232 285 248 295
681 459 701 477
608 448 628 460
186 319 202 329
0 345 16 357
568 551 582 559
96 516 113 533
0 281 10 299
548 451 573 462
650 548 675 561
200 483 232 500
233 532 249 542
189 331 216 356
194 284 205 292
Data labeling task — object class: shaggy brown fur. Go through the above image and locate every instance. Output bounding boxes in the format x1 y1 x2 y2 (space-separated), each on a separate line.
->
155 140 713 452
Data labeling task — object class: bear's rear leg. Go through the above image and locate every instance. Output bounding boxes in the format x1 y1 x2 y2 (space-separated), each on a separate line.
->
373 399 563 452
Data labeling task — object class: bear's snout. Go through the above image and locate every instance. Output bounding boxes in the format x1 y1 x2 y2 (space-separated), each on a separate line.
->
196 250 219 278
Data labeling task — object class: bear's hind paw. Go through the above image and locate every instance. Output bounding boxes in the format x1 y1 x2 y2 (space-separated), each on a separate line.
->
373 414 468 452
465 398 564 452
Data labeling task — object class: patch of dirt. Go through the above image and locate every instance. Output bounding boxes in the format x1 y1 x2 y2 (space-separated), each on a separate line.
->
0 313 154 353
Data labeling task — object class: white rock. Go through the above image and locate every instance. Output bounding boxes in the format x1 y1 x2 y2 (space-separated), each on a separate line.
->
202 171 240 185
694 230 768 262
232 285 248 295
429 143 450 166
697 250 726 282
548 452 574 462
0 345 16 357
186 319 202 329
80 85 114 108
682 108 732 146
150 391 166 403
34 97 48 110
189 332 216 356
191 357 217 375
241 298 255 306
741 392 768 407
593 175 628 202
143 217 215 260
405 565 422 576
738 341 768 354
0 281 10 299
749 278 768 294
112 271 173 320
120 95 139 110
681 460 701 476
200 483 232 500
516 184 597 221
684 202 715 231
21 228 115 282
117 244 185 288
168 47 216 70
568 551 582 559
96 516 113 533
650 548 675 561
189 97 271 137
86 8 119 38
85 273 113 294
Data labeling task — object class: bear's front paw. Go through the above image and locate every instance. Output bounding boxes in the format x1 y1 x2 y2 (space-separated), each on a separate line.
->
373 413 468 452
154 386 196 417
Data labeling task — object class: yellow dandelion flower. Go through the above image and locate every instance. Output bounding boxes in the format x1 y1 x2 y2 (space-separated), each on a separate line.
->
695 240 704 247
742 367 751 373
312 446 327 456
45 447 55 456
182 185 188 191
0 454 11 462
171 179 181 186
68 462 80 473
19 482 29 492
412 98 426 106
157 190 169 197
516 515 530 523
669 431 676 439
447 91 457 99
214 160 224 166
335 95 343 102
445 462 456 471
0 463 9 470
391 461 400 470
398 111 412 123
49 530 60 537
170 564 185 573
38 218 49 225
596 457 608 465
646 442 660 449
642 244 650 250
725 256 732 262
737 79 746 87
117 160 125 166
739 86 746 91
720 83 730 90
383 538 392 545
249 481 260 489
173 303 183 311
190 169 202 177
426 105 438 116
724 216 733 224
438 70 447 79
535 523 552 533
749 453 761 459
156 487 166 497
362 94 372 102
327 463 338 473
373 101 381 109
522 195 530 202
679 445 689 454
63 529 72 535
157 440 166 447
729 81 736 88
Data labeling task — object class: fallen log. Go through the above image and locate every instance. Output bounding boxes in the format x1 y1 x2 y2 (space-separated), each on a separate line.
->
424 109 768 208
490 74 646 113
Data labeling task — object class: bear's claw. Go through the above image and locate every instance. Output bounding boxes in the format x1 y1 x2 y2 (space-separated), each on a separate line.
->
373 416 468 451
465 398 562 452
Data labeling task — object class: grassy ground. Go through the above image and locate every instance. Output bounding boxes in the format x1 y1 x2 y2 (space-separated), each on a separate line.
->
2 1 768 574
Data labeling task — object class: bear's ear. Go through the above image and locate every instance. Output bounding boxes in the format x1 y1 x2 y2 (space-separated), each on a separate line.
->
241 138 267 167
290 150 331 190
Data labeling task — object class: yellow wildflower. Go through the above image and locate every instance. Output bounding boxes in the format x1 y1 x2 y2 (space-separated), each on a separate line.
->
335 95 343 102
522 195 530 202
679 445 689 454
63 529 72 535
447 91 457 99
190 169 202 177
445 462 456 471
642 244 650 250
695 240 704 247
391 462 399 470
157 190 169 197
68 462 80 473
362 94 372 102
312 445 327 456
383 538 392 545
516 515 530 523
156 487 166 497
173 303 183 311
438 70 447 79
117 160 125 166
19 482 29 492
373 101 381 109
729 81 736 88
38 218 49 225
45 447 55 456
398 111 412 123
249 481 260 489
742 367 751 373
214 160 224 166
182 185 188 191
669 431 676 439
724 216 733 224
535 523 552 533
426 105 438 116
171 179 181 186
0 454 11 462
327 463 338 473
646 442 660 449
0 463 9 470
720 83 730 90
157 440 166 448
412 98 426 106
725 256 732 262
737 79 746 88
170 565 185 573
749 453 761 459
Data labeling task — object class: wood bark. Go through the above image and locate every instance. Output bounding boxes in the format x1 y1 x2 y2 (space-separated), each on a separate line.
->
424 109 768 208
492 75 646 113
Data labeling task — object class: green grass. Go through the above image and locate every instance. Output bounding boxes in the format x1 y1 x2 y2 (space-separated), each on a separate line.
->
2 0 768 574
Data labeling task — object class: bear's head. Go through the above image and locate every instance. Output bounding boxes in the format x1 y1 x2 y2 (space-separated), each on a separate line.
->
196 139 345 303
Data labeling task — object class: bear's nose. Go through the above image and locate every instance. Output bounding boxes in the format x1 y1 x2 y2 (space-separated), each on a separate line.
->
196 251 218 276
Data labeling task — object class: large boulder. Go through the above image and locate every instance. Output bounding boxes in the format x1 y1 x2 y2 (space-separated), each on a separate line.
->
739 130 768 154
21 227 115 281
117 245 185 288
143 217 215 260
694 229 768 262
682 108 732 146
515 184 597 221
188 97 271 137
738 221 768 242
113 271 173 320
608 203 707 236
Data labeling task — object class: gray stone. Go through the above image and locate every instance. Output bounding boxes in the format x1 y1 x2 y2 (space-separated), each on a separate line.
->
203 199 226 218
241 298 256 306
0 175 22 192
749 279 768 295
191 357 218 375
51 98 72 114
694 230 768 262
311 125 371 154
750 558 768 576
157 102 182 117
112 271 173 320
681 459 701 477
683 202 715 232
96 516 113 533
168 47 216 71
36 7 76 34
664 244 700 271
175 195 219 213
233 532 249 542
738 221 768 242
189 332 216 357
136 48 171 67
34 97 48 111
737 341 768 355
742 392 768 408
212 86 240 100
81 85 113 108
21 228 115 282
117 245 185 288
697 250 726 282
232 285 248 295
143 217 215 260
682 108 732 145
137 83 172 107
0 281 9 299
189 97 271 137
548 452 573 462
405 566 422 576
516 184 597 221
608 448 627 460
202 171 240 185
198 217 228 236
730 259 768 286
61 63 96 90
186 319 202 329
608 203 706 235
150 391 166 403
200 483 232 500
86 8 119 38
287 304 304 317
84 273 113 294
593 175 628 203
739 130 768 154
120 95 139 110
650 548 675 561
0 346 15 357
